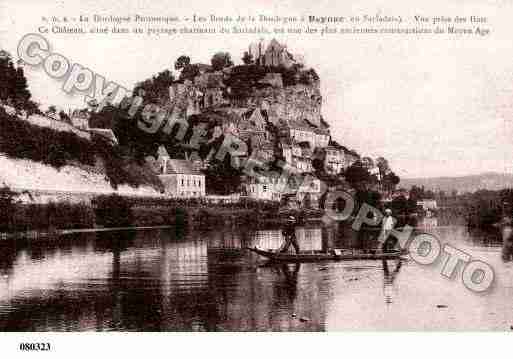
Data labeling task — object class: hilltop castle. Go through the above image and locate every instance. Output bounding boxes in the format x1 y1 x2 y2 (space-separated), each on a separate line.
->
248 39 304 68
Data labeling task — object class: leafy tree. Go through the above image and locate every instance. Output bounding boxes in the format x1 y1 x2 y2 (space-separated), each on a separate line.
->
242 51 253 65
211 52 234 71
375 156 389 179
47 105 57 115
0 186 17 232
203 154 242 194
179 63 200 82
344 161 371 189
174 55 191 70
133 69 175 105
383 171 400 192
0 52 34 110
14 67 31 107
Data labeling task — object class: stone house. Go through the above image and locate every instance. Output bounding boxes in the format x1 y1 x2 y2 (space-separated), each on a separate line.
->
156 146 205 198
281 118 329 149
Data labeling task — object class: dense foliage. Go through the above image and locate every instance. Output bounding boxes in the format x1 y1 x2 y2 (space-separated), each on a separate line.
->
0 107 162 190
0 106 96 168
93 194 134 227
0 52 38 113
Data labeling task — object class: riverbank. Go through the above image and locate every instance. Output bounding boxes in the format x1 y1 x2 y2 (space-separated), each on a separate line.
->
0 192 324 241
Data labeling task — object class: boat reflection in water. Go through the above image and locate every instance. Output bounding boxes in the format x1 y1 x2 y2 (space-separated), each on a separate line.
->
1 219 512 331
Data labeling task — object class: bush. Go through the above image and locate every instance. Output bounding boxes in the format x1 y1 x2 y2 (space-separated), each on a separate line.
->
93 194 133 227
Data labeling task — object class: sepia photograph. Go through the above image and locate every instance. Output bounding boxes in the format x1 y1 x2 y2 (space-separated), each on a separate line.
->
0 0 512 356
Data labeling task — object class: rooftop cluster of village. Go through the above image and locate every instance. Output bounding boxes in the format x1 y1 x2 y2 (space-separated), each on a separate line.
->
128 39 363 207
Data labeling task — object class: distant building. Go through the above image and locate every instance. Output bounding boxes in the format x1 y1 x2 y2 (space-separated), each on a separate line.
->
417 199 438 211
156 146 205 198
324 141 346 175
244 173 286 202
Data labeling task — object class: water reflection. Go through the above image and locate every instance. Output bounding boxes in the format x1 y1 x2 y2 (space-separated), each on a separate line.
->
0 218 512 331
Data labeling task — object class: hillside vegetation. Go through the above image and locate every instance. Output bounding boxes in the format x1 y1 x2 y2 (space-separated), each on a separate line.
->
0 106 163 193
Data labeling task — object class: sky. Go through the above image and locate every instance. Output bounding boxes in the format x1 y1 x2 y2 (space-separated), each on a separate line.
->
1 0 513 179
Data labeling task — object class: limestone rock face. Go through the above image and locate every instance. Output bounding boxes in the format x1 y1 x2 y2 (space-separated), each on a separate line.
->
249 84 322 127
166 74 323 130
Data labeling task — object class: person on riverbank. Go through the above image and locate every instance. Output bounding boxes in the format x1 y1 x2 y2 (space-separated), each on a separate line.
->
280 215 300 254
381 209 396 252
495 216 513 261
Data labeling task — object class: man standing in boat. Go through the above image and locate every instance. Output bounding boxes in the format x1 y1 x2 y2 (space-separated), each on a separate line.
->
381 209 396 252
280 215 300 254
494 215 513 261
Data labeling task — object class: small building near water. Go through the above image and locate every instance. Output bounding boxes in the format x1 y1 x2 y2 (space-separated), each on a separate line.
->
156 147 205 198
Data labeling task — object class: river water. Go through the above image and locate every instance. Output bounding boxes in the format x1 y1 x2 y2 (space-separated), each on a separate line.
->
1 217 513 331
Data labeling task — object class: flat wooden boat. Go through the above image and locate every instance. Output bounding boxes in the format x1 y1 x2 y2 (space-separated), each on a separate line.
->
247 247 406 262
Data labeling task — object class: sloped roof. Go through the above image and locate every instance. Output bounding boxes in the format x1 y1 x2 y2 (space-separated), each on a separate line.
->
164 159 203 175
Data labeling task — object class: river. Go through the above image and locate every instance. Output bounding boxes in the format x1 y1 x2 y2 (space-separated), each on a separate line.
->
1 217 513 331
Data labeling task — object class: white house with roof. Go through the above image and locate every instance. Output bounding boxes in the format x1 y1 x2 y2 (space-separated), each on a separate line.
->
244 173 287 202
324 141 346 175
284 119 330 149
156 146 205 198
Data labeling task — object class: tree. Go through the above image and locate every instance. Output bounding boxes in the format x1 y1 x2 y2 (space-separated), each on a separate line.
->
203 153 243 195
344 161 371 189
174 55 191 70
242 51 253 65
179 63 200 82
375 157 389 179
0 52 33 110
133 69 175 104
0 186 17 232
14 67 31 107
211 52 233 71
383 171 400 192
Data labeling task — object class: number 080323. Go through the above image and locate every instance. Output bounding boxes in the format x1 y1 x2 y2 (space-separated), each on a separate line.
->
19 343 51 351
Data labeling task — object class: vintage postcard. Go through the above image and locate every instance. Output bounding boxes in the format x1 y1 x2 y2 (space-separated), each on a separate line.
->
0 0 512 357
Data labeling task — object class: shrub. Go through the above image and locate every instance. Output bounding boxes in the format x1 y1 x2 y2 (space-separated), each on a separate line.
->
0 186 17 232
93 194 133 227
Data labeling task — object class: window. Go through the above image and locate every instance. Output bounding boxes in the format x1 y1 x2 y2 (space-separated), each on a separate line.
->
263 185 267 192
181 179 184 186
